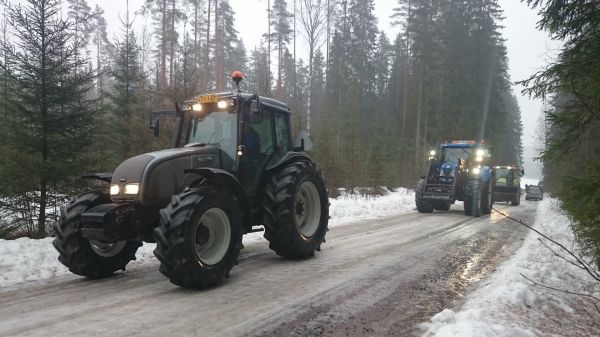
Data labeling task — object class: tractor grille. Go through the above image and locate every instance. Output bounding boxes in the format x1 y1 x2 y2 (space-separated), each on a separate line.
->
81 204 126 225
425 184 455 197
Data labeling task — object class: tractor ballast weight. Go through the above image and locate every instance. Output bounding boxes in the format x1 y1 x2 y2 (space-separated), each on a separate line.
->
415 141 493 217
53 72 329 288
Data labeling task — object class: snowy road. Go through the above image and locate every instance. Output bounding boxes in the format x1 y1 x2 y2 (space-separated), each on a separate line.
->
0 202 535 337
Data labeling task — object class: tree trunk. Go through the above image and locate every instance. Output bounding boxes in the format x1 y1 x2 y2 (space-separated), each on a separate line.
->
38 6 48 238
169 0 176 86
160 0 167 92
204 0 211 91
214 0 222 90
414 79 423 177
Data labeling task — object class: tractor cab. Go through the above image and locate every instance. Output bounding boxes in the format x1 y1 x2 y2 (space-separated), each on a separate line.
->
148 88 308 204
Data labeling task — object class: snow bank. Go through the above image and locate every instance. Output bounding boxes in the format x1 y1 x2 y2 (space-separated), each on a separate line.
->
0 238 158 288
422 198 597 337
329 187 415 226
0 188 415 288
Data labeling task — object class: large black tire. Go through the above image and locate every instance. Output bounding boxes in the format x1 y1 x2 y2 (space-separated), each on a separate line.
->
52 190 141 278
480 179 493 214
511 192 521 206
153 185 243 288
416 179 434 213
464 181 482 217
262 161 329 258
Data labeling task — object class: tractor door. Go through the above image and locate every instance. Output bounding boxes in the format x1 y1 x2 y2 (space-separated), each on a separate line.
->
239 103 276 198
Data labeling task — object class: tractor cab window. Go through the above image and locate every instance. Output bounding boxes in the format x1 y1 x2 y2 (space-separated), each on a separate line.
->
186 111 237 170
443 147 472 163
494 168 510 186
274 112 290 152
242 109 274 159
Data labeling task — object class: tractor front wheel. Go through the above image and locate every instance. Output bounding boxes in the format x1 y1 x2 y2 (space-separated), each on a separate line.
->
52 190 141 278
262 161 329 258
416 179 434 213
153 185 243 288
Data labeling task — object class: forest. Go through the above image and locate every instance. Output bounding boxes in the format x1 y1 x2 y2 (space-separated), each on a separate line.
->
0 0 523 238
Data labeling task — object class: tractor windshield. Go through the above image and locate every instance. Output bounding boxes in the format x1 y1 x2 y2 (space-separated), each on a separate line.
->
443 147 472 163
187 111 237 168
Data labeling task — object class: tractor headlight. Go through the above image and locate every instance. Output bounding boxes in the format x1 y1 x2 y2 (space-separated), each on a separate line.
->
124 183 140 195
110 184 120 196
472 167 481 175
217 101 228 109
192 103 202 112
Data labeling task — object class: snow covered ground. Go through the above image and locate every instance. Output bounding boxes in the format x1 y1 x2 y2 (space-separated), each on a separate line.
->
422 197 600 337
0 188 415 288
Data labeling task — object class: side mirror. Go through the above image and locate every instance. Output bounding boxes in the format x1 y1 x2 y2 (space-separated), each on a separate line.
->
150 118 160 137
294 130 313 152
250 101 262 123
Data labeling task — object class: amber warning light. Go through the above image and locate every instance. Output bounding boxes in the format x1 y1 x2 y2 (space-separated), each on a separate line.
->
232 70 244 85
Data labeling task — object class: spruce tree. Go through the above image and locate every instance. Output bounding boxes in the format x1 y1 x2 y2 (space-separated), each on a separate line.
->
0 0 97 237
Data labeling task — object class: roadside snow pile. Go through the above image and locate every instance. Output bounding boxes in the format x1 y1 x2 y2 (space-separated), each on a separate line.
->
0 238 63 287
329 187 415 225
0 188 416 288
0 238 158 288
422 198 600 337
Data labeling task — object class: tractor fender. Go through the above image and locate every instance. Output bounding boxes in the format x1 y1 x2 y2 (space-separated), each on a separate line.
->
81 173 113 184
183 168 252 232
266 151 312 172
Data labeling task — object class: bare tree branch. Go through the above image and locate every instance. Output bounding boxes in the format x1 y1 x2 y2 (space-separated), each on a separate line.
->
520 273 600 315
493 207 600 283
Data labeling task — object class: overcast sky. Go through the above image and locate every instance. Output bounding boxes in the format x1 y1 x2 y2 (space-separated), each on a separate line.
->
87 0 560 180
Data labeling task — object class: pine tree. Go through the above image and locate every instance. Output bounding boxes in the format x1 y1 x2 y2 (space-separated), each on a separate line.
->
107 3 148 162
90 5 112 101
269 0 292 99
522 0 600 262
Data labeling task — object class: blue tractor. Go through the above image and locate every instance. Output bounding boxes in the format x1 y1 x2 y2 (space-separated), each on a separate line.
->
415 141 493 217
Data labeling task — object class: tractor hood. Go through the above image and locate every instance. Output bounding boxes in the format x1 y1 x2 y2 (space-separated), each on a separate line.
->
440 161 459 176
110 146 221 207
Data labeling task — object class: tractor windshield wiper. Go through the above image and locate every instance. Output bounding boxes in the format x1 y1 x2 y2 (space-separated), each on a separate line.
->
185 142 207 147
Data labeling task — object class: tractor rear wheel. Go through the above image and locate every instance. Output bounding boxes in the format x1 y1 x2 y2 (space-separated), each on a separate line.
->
262 161 329 258
464 181 482 217
416 179 434 213
52 190 141 278
154 185 243 288
511 193 521 206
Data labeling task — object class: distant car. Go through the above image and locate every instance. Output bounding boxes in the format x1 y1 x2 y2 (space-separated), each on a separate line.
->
525 185 543 201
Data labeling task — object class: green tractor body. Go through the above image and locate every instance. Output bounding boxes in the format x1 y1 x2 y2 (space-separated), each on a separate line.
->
53 77 329 288
491 165 523 206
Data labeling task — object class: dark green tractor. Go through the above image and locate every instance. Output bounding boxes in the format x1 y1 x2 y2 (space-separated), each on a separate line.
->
491 165 523 206
52 72 329 288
